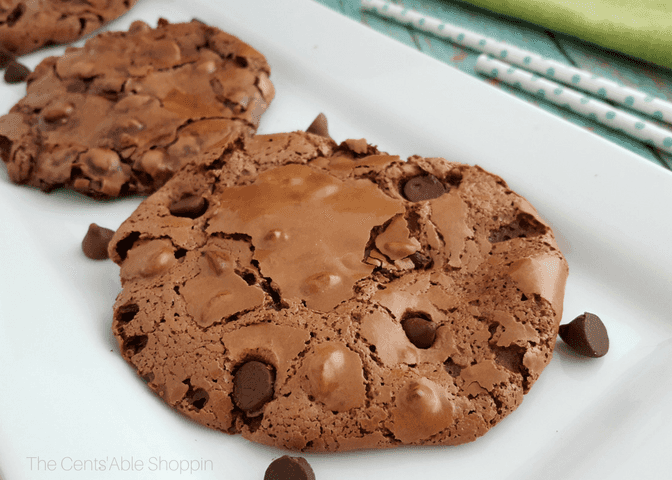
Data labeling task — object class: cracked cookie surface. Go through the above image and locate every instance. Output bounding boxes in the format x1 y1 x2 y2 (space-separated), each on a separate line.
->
0 0 139 57
108 131 568 452
0 18 274 198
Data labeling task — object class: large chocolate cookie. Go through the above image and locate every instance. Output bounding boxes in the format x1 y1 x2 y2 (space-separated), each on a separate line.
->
108 131 568 451
0 19 274 198
0 0 139 57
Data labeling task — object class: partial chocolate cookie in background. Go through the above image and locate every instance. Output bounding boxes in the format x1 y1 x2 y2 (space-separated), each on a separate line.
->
108 130 568 452
0 19 275 198
0 0 139 57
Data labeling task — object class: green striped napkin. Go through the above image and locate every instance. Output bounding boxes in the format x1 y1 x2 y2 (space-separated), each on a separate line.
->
458 0 672 70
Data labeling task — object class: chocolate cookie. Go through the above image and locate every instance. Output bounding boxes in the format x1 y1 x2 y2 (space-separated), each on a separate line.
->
108 131 568 452
0 19 274 198
0 0 138 57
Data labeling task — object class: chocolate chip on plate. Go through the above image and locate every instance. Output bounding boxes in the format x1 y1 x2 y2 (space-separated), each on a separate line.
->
169 194 207 218
559 312 609 357
232 360 275 414
403 174 446 202
4 60 30 83
264 456 315 480
401 317 437 349
306 113 330 138
82 223 116 260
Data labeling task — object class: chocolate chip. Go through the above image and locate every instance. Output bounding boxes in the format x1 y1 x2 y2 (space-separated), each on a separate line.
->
409 251 432 269
402 174 446 202
264 456 315 480
0 46 15 69
232 361 275 414
559 312 609 358
82 223 115 260
169 194 207 218
401 317 437 349
4 60 30 83
306 113 330 138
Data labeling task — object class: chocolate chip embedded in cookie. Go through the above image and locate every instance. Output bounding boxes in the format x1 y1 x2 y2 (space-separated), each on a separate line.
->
169 194 208 219
109 131 568 452
0 0 139 57
233 361 276 415
403 174 446 202
0 19 275 198
401 316 437 349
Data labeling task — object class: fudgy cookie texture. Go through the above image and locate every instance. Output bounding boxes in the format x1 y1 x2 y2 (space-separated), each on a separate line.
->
108 131 568 452
0 19 274 198
0 0 139 56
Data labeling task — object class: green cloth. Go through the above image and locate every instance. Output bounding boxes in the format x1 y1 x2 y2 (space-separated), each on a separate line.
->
458 0 672 70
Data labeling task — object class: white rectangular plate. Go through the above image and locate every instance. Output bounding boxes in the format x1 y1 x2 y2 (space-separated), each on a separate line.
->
1 1 671 479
